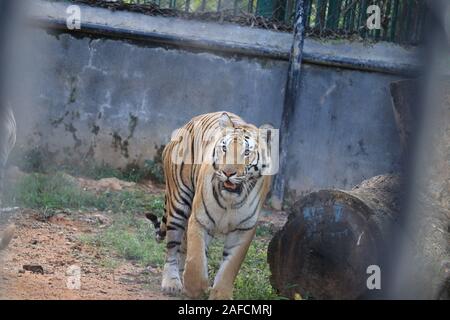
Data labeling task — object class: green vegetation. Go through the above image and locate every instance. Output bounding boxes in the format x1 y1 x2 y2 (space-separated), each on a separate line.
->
12 146 165 184
208 236 279 300
3 172 164 216
82 213 166 267
86 210 279 300
6 171 278 299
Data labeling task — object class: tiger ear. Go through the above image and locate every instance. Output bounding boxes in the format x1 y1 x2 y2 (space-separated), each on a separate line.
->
219 112 234 129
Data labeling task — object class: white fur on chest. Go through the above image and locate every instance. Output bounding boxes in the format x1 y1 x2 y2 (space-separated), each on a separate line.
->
213 205 258 235
196 178 263 235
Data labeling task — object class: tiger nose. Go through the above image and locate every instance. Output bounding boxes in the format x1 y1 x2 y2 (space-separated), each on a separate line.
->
222 167 237 177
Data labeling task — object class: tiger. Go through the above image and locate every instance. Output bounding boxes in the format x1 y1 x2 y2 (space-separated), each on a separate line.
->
147 111 276 300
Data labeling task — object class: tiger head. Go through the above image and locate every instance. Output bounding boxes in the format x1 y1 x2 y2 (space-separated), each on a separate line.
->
211 113 275 198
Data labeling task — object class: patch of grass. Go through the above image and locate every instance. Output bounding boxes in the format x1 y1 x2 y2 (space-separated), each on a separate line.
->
11 147 165 184
95 190 165 215
141 144 166 184
84 213 165 268
4 172 97 211
89 216 279 299
84 213 279 300
4 172 165 216
207 226 280 300
255 223 274 237
72 162 157 184
234 240 279 300
142 159 164 184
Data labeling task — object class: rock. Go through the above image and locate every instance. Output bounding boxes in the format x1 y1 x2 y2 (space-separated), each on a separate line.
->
78 177 136 192
23 265 44 274
5 166 26 183
93 213 111 225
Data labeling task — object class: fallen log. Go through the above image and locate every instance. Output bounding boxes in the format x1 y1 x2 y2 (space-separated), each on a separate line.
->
268 174 403 300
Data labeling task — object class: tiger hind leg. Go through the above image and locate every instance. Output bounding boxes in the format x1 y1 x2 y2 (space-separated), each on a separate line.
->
161 208 190 295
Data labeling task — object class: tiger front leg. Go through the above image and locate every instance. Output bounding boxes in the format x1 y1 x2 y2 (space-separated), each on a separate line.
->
183 217 212 299
209 228 256 300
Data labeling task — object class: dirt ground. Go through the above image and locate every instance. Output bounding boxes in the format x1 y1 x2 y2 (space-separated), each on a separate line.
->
0 209 170 300
0 170 287 300
0 206 286 299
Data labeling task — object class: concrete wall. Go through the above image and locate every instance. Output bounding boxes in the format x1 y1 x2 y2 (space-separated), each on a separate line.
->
286 64 401 195
9 1 414 198
12 31 287 168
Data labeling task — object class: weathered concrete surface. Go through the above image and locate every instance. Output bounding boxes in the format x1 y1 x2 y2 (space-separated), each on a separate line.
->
285 64 402 196
11 30 287 169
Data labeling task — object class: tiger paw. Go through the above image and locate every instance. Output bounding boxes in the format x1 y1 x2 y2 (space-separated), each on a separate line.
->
209 287 233 300
183 277 209 299
161 276 183 295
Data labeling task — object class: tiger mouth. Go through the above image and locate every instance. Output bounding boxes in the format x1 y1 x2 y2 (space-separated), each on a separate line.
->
222 181 242 193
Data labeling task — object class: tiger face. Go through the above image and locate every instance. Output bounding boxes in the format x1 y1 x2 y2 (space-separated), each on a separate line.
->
212 113 272 198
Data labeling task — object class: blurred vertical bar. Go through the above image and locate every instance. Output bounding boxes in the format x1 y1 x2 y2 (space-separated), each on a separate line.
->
248 0 254 14
256 0 274 18
373 0 382 41
273 0 287 21
347 0 356 32
383 0 392 41
403 0 411 44
326 0 342 30
304 0 313 28
234 0 239 15
390 0 399 41
284 0 295 23
415 1 427 44
316 0 327 32
271 0 307 210
358 0 368 37
342 0 349 31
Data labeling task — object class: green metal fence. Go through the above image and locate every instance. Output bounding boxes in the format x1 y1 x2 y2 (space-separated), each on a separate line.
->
73 0 426 44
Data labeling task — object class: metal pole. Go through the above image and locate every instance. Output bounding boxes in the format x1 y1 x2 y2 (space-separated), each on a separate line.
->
271 0 307 210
